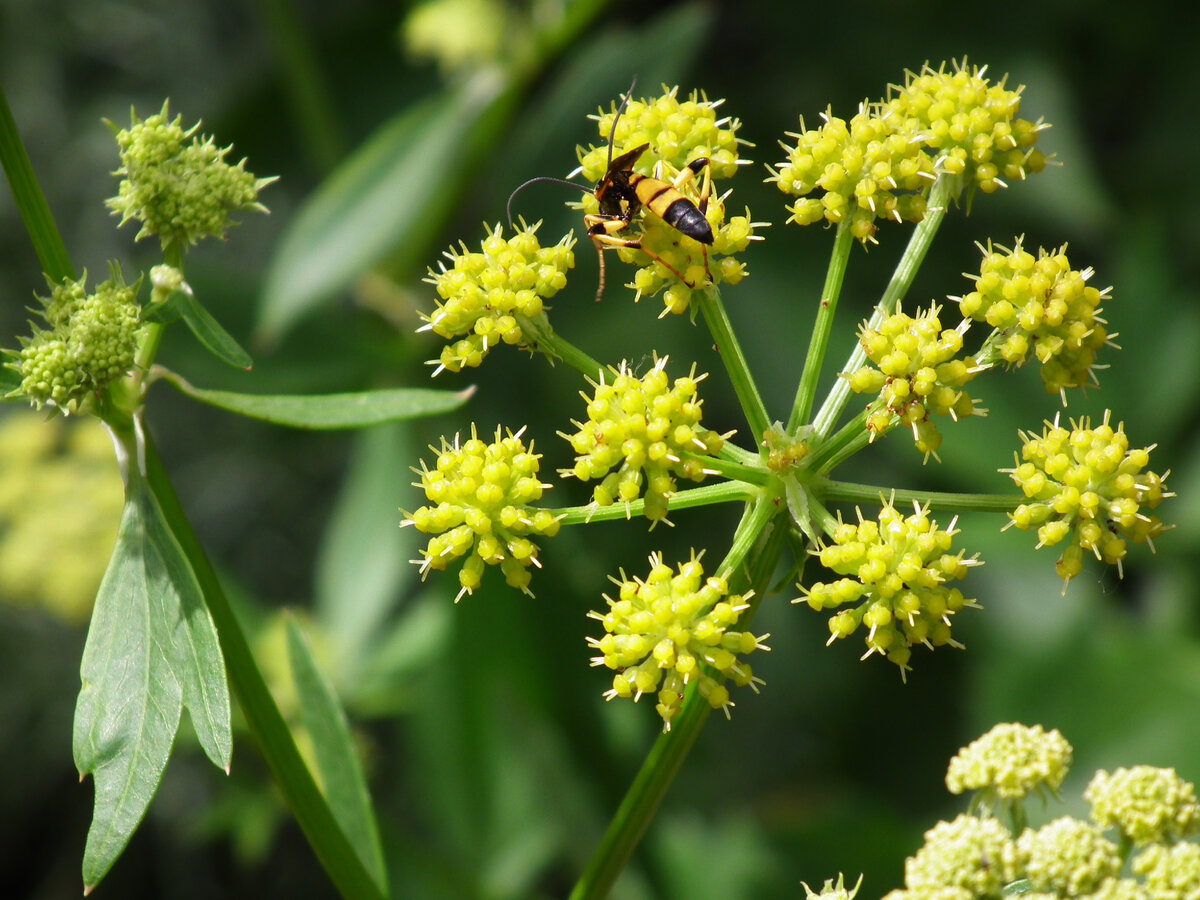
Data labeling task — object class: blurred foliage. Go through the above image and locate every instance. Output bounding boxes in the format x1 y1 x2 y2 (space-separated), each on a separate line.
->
2 0 1198 897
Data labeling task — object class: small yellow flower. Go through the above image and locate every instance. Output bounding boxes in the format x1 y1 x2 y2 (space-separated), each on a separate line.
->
798 500 981 678
1086 766 1200 846
588 551 768 731
1017 817 1122 897
1131 842 1200 900
904 814 1019 897
421 221 575 374
560 356 726 523
402 425 560 600
1004 412 1170 589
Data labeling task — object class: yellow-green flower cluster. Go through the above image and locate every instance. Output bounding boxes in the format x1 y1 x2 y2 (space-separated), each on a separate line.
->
803 875 863 900
846 305 980 460
403 425 560 600
107 102 273 248
421 222 575 374
946 723 1073 802
0 412 122 624
402 0 513 75
800 502 979 676
577 86 761 314
886 62 1048 195
7 267 142 414
903 814 1020 897
1086 767 1200 847
958 240 1111 397
1132 842 1200 900
587 551 768 730
1006 412 1169 587
577 85 744 183
770 104 935 243
561 357 725 523
1018 817 1123 896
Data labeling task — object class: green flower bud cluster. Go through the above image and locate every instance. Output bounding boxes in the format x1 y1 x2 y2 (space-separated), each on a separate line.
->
946 723 1073 802
107 102 272 248
1086 766 1200 847
7 268 141 414
846 305 980 460
798 501 980 677
403 426 560 600
422 222 575 374
886 61 1048 195
769 104 935 243
577 85 745 183
803 875 864 900
560 357 725 522
1005 412 1170 587
881 724 1200 900
587 551 768 730
957 240 1111 398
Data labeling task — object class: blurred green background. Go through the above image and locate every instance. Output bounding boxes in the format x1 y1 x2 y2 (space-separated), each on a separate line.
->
2 0 1198 897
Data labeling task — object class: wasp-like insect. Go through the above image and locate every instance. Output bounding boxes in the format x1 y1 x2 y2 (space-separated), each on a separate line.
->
507 80 714 301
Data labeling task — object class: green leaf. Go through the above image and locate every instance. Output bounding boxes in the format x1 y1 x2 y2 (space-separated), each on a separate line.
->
257 68 518 341
285 616 388 895
158 369 474 429
1 364 23 397
73 473 232 890
142 288 188 325
176 288 254 370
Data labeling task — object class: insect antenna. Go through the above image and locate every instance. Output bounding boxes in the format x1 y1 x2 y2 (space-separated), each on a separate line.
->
506 176 589 229
607 77 637 168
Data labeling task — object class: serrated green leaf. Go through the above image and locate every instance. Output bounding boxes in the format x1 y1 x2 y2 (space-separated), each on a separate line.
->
257 67 517 341
159 370 474 429
285 616 388 895
73 474 232 890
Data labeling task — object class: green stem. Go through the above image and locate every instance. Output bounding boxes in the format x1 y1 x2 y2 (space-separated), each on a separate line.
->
805 407 872 475
520 313 606 380
545 479 758 526
787 219 854 432
694 283 771 444
569 493 785 900
144 439 386 900
812 174 959 437
818 478 1024 514
0 83 74 282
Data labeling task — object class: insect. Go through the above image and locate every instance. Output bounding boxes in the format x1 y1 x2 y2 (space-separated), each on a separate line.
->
507 79 714 301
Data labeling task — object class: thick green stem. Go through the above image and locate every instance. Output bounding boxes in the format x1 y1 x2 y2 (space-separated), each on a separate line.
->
812 174 959 438
545 478 758 526
694 284 771 444
787 219 854 433
569 492 785 900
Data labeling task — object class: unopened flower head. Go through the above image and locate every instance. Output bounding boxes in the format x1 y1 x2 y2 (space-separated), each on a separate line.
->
1085 766 1200 846
799 501 980 676
588 551 768 731
803 874 864 900
770 103 934 244
886 61 1048 195
1005 412 1170 587
1131 842 1200 900
577 85 745 183
402 425 560 600
904 814 1019 897
846 304 980 460
561 357 725 522
1017 817 1123 897
7 266 142 414
957 240 1111 398
421 221 574 374
107 102 273 248
946 722 1073 802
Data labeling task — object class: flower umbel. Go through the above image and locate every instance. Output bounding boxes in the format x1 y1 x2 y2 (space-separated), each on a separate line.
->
946 722 1074 803
1017 817 1123 897
1086 766 1200 847
402 425 560 600
846 304 981 460
904 814 1019 897
421 221 575 374
957 239 1112 399
799 501 980 677
1004 411 1170 588
588 551 768 731
7 266 142 414
107 101 273 248
560 356 726 523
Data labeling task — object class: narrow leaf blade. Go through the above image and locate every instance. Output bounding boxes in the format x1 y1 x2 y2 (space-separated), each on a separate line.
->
177 289 254 370
160 370 474 429
286 617 388 894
